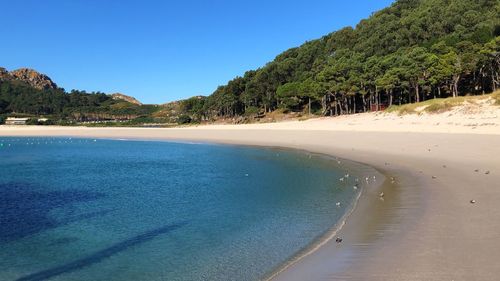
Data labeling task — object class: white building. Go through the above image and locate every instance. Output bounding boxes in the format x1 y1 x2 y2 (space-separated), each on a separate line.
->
5 117 29 125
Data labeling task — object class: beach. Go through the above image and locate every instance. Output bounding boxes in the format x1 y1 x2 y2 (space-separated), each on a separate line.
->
1 110 500 280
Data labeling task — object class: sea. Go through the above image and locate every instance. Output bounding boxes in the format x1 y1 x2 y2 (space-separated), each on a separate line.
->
0 137 370 281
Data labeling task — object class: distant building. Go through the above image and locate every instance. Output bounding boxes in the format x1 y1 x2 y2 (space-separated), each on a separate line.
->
5 117 29 125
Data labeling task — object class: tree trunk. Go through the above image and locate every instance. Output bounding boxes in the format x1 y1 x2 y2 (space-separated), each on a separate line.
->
334 95 338 116
389 89 393 106
308 97 311 115
368 93 372 112
353 95 357 113
453 75 460 98
493 72 497 92
415 83 420 103
344 96 349 114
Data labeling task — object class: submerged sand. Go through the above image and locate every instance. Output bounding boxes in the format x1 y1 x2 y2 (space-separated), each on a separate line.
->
1 111 499 280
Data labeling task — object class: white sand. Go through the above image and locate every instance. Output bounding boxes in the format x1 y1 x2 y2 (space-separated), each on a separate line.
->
1 106 499 280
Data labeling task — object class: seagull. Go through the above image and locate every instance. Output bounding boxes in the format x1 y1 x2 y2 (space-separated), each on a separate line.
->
336 202 341 207
379 192 385 198
470 199 476 204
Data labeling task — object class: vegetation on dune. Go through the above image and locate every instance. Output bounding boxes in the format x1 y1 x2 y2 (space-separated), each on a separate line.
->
387 91 500 115
493 90 500 105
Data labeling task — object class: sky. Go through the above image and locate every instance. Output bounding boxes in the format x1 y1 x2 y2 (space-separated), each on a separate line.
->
1 0 394 104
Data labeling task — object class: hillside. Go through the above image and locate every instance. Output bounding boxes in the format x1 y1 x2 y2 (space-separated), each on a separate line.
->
1 0 499 126
0 68 167 125
183 0 499 122
0 67 57 89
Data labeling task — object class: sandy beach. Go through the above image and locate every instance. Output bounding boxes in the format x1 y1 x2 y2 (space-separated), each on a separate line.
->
1 109 500 280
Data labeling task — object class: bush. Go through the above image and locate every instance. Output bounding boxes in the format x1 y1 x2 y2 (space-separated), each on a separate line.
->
244 106 260 116
0 116 5 125
493 91 500 105
425 102 453 113
177 115 192 124
26 118 39 125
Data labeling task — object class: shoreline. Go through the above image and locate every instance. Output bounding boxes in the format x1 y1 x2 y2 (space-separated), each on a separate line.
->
262 153 387 281
1 125 500 280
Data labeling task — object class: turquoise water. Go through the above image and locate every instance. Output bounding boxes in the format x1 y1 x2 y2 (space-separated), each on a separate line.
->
0 137 363 281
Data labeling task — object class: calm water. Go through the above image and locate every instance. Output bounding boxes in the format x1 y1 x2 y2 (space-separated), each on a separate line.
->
0 137 365 281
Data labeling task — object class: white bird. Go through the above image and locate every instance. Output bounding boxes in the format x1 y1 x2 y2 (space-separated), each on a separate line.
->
336 202 341 207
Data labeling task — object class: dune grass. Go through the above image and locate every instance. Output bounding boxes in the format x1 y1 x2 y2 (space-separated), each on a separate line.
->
493 91 500 105
386 91 500 115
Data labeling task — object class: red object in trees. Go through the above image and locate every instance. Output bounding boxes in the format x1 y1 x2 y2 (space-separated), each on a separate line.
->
370 104 388 111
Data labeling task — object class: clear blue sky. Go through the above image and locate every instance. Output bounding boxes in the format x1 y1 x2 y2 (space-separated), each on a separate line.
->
1 0 394 104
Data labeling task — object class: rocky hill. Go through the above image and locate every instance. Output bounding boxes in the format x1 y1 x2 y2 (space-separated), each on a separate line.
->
111 93 142 105
0 67 57 90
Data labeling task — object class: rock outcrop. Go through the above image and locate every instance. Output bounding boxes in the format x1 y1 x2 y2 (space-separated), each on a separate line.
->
0 67 10 80
0 67 58 90
111 93 142 105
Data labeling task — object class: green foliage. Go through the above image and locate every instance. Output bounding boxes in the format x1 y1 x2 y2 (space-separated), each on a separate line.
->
200 0 500 118
177 114 192 124
180 96 207 121
276 82 302 110
25 118 39 125
0 79 163 124
1 0 499 123
243 106 260 116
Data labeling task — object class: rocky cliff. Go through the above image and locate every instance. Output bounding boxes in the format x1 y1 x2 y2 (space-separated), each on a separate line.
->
111 93 142 105
0 67 58 90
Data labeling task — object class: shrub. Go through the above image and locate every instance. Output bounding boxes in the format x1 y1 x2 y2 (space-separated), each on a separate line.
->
177 114 192 124
244 106 260 116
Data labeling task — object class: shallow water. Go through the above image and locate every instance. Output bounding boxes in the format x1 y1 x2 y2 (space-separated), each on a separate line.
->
0 137 362 281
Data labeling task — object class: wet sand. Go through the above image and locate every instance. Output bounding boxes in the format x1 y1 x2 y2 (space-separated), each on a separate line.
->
1 125 499 280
